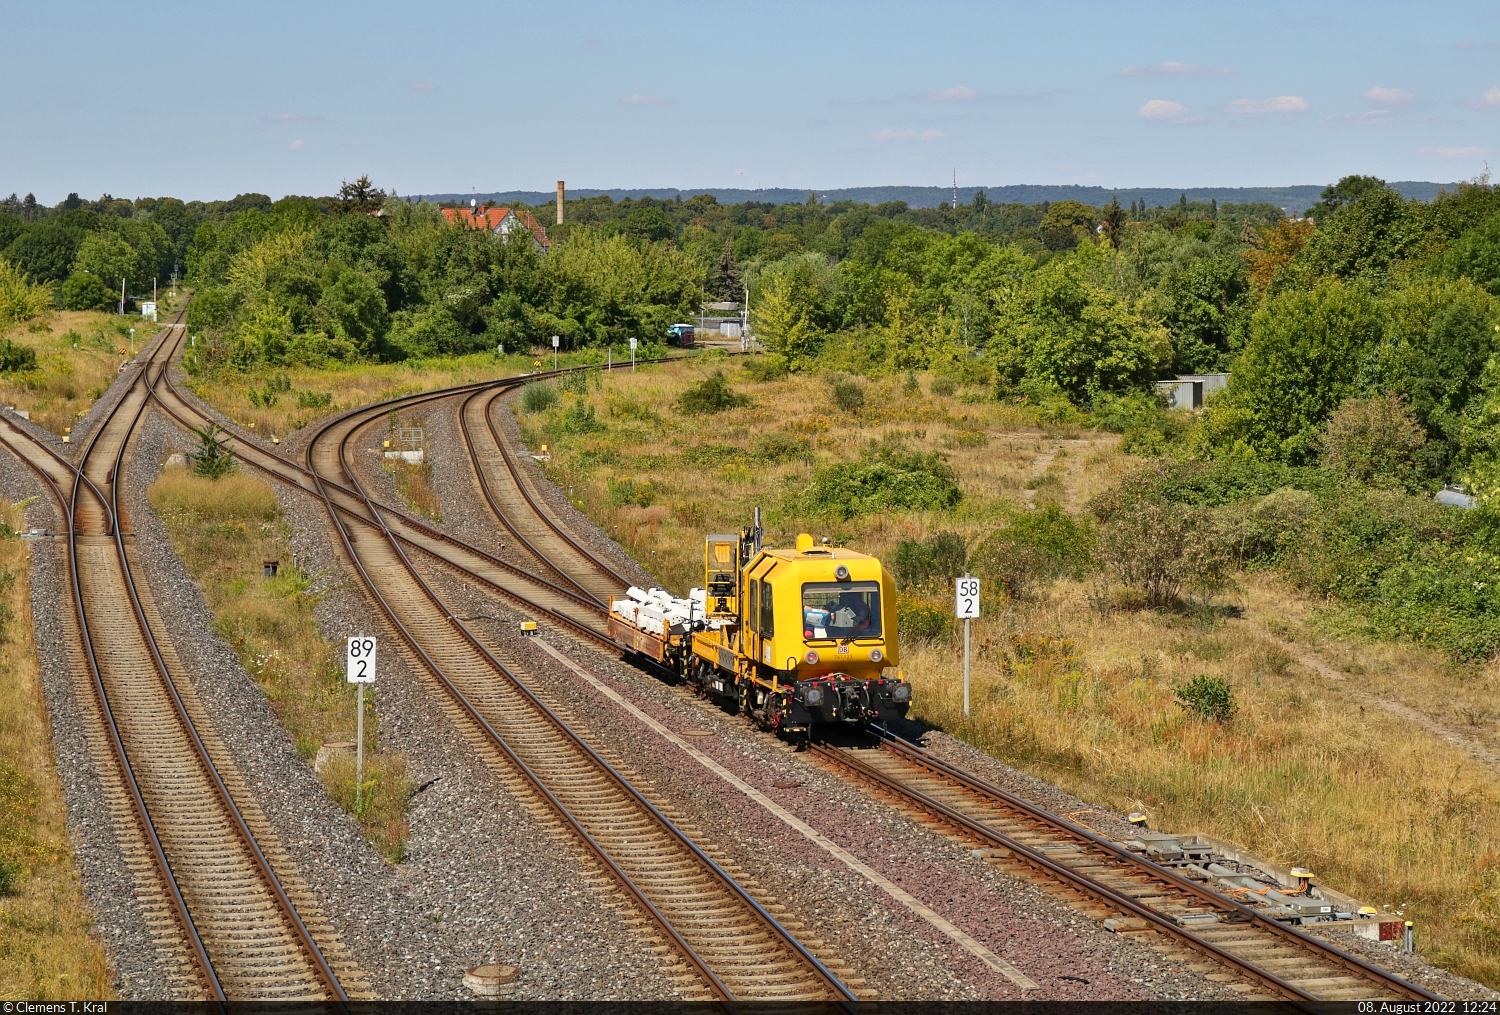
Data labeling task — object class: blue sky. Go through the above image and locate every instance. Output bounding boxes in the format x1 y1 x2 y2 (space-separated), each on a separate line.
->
4 0 1498 203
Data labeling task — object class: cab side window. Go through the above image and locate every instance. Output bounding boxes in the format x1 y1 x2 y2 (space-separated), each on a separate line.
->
760 581 774 637
747 580 759 633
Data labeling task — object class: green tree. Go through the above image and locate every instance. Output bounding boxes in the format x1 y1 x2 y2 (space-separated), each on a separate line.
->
1100 195 1126 250
60 272 118 311
1222 278 1384 461
316 266 389 356
72 231 137 289
1039 200 1096 250
1301 177 1425 284
1439 211 1500 296
996 254 1171 400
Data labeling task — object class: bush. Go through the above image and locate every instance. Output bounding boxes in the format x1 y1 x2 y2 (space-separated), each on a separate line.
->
0 856 21 895
895 590 952 643
969 505 1097 599
296 390 333 409
743 355 791 382
678 370 752 415
609 396 660 422
1320 392 1426 488
0 339 36 374
186 423 236 479
553 397 605 435
607 477 655 507
1095 499 1230 609
751 432 812 464
930 376 956 397
829 375 866 413
521 381 558 413
890 531 968 591
0 257 55 325
1175 674 1237 723
60 271 117 312
802 445 962 520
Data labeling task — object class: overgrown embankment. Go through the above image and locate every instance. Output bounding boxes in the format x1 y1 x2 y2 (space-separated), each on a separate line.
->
148 464 412 861
0 499 113 997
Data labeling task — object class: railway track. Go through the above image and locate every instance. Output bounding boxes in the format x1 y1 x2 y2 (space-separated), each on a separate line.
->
146 331 1443 1001
811 732 1440 1003
141 333 861 1000
0 315 358 1001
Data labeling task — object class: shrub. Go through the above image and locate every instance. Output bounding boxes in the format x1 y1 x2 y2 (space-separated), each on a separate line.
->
521 381 558 413
802 445 962 520
296 390 333 409
1175 674 1237 723
0 339 36 374
751 432 812 464
186 423 236 479
895 590 952 643
60 271 117 312
890 531 968 591
743 355 791 382
1095 499 1230 609
969 505 1097 599
829 375 866 413
553 397 605 435
609 396 659 422
930 376 956 397
902 371 920 396
677 370 752 415
0 258 54 326
0 856 21 895
1320 392 1426 488
607 477 655 507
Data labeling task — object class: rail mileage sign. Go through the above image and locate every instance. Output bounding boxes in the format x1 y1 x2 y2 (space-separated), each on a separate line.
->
346 636 377 683
955 577 981 619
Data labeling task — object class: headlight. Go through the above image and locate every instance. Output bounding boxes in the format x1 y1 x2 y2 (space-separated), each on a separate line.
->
805 650 819 665
870 648 883 662
892 682 912 702
804 686 823 706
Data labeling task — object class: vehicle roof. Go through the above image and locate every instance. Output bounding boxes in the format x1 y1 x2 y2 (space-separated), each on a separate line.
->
759 546 874 563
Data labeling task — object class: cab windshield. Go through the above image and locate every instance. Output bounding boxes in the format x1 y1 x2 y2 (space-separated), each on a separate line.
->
801 581 881 641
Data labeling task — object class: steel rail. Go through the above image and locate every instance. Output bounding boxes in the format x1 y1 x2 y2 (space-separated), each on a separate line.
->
107 350 350 1004
813 731 1440 1003
471 383 634 591
0 406 226 1004
305 380 856 1005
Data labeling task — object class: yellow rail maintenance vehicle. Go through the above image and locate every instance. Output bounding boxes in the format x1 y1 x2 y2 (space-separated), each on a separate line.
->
685 511 912 734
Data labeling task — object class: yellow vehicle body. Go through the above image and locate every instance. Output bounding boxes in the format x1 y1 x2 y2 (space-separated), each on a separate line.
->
684 530 910 733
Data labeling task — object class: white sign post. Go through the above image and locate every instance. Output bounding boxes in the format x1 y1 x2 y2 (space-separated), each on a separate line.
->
346 636 377 803
551 334 560 371
955 576 980 715
629 337 638 371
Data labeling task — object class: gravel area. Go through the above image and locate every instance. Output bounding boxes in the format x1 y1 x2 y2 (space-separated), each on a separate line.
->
1306 927 1500 1001
140 405 681 1001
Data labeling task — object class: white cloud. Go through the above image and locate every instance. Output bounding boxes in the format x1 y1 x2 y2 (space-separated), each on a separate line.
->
289 140 304 151
1121 62 1230 77
1362 86 1414 105
620 93 670 105
267 113 325 123
1481 87 1500 109
1226 95 1310 114
1421 145 1484 158
1137 99 1190 121
919 86 980 101
412 82 437 92
871 128 947 141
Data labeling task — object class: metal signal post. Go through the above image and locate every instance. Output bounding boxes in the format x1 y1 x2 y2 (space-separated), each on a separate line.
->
955 576 980 715
346 636 377 802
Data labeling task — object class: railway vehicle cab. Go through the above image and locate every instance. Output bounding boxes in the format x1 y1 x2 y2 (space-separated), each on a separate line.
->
691 520 910 734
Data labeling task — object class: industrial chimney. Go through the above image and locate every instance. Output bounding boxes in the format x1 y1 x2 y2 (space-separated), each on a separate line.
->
556 181 565 225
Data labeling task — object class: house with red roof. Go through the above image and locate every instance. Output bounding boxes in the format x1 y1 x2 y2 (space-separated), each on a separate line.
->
442 205 551 251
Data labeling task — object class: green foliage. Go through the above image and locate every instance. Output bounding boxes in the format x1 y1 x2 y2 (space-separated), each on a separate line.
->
930 376 956 397
894 590 952 643
607 477 655 507
1439 211 1500 296
995 252 1171 400
890 531 968 590
1216 278 1383 461
553 397 605 435
750 432 811 464
969 505 1096 599
1095 499 1232 609
1175 675 1237 723
60 271 116 311
742 354 791 383
801 444 961 520
0 258 53 326
0 339 36 374
296 389 332 409
1320 393 1427 488
676 370 751 415
828 375 865 412
187 424 236 479
521 381 558 413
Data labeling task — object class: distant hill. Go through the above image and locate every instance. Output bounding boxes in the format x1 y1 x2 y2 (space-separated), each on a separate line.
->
410 182 1460 211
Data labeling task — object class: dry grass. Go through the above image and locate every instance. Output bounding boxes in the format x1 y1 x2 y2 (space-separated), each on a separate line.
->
186 349 603 438
0 310 155 435
0 499 114 998
537 355 1500 989
149 466 412 861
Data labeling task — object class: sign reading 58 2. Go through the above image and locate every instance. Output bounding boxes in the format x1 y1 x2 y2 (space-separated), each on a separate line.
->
955 577 981 619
